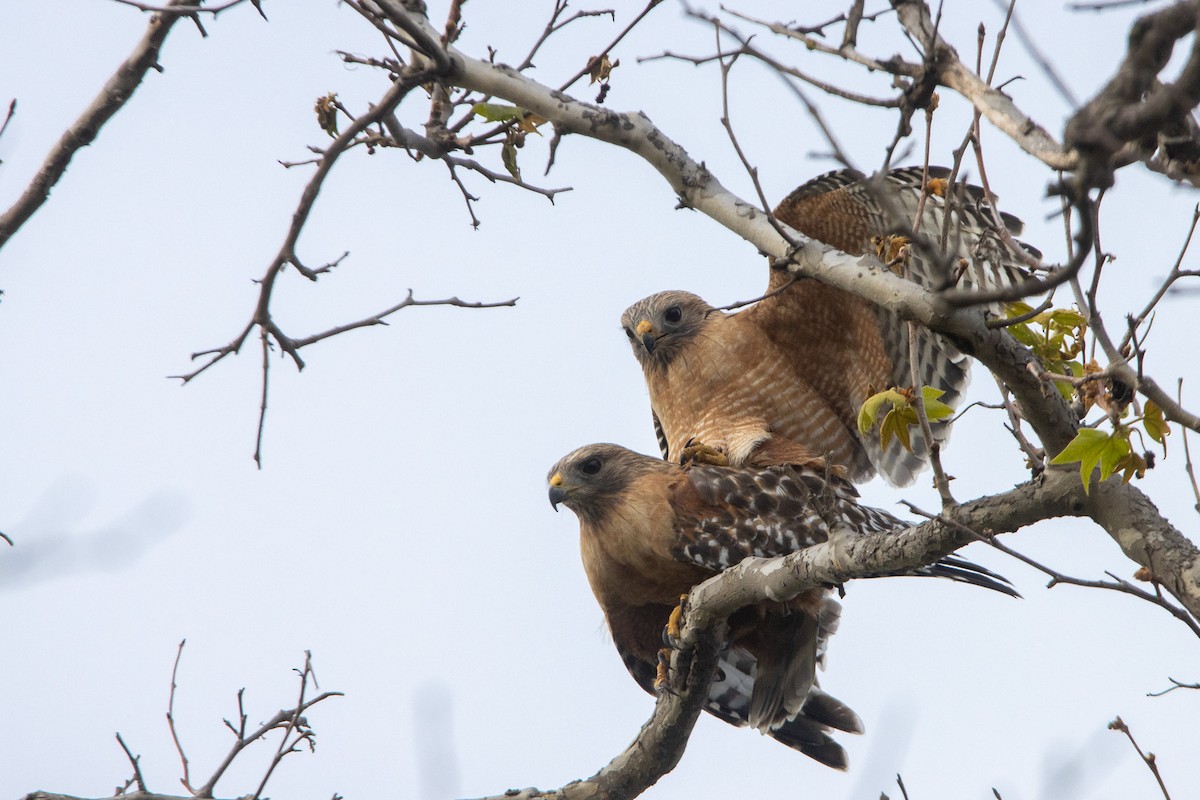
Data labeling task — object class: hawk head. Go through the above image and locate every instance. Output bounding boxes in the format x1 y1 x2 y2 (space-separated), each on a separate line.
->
547 443 666 525
620 291 716 371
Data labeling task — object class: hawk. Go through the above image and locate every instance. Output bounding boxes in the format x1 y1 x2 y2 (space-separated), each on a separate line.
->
547 442 1016 769
621 166 1036 485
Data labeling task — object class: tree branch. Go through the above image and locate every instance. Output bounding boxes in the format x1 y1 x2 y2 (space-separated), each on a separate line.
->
0 0 195 249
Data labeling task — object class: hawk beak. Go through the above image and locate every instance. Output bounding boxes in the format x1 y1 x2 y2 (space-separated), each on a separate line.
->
635 319 657 354
548 472 567 511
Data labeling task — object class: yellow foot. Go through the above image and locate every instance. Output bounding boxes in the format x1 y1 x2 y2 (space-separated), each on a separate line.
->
665 593 688 645
654 647 672 692
680 441 728 467
655 594 690 693
871 233 911 274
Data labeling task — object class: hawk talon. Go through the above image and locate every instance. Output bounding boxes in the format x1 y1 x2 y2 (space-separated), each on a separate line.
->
872 233 911 273
680 441 728 468
654 647 677 694
664 593 688 647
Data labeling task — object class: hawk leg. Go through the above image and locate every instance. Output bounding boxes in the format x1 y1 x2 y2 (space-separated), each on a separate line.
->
654 594 690 693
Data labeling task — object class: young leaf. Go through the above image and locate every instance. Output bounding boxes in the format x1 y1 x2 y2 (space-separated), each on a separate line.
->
919 386 954 421
1144 400 1170 446
1050 428 1132 492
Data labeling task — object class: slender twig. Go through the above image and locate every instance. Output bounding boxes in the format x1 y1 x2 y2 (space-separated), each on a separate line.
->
194 659 343 798
1147 677 1200 697
1179 379 1200 514
1108 717 1173 800
988 0 1079 107
0 98 16 144
254 330 270 469
0 0 194 249
557 0 664 92
909 318 955 506
940 190 1093 308
716 276 798 312
954 513 1200 637
166 639 194 793
993 376 1045 471
644 22 901 108
250 651 322 800
115 733 148 793
987 295 1054 329
713 26 771 215
286 291 519 350
1121 205 1200 353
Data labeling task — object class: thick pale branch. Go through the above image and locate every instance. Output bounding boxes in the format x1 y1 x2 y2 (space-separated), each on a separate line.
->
0 0 193 249
689 467 1199 632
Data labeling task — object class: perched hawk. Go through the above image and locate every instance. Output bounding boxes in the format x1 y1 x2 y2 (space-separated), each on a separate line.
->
621 166 1036 485
547 442 1016 769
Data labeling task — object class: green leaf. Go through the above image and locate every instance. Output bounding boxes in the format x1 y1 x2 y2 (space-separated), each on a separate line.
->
919 386 954 422
1050 428 1132 492
1098 432 1131 483
501 139 521 181
1144 400 1169 446
1048 308 1087 330
472 102 525 123
879 408 913 452
858 389 901 435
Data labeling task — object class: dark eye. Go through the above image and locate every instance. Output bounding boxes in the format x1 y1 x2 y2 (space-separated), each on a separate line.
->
664 305 682 324
624 326 635 340
580 456 602 475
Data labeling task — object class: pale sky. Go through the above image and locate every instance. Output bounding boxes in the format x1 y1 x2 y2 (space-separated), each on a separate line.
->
2 2 1198 799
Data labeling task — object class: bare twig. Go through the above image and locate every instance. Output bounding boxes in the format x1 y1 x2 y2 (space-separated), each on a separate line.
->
988 0 1079 107
0 0 194 249
286 291 519 350
254 330 270 468
193 654 344 798
1121 205 1200 353
909 317 956 506
0 98 16 145
715 276 798 312
115 733 148 793
557 0 664 93
166 639 193 793
1179 379 1200 514
1147 677 1200 697
953 514 1200 638
1108 717 1174 800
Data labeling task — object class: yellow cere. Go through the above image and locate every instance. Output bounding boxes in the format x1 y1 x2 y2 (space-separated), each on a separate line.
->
549 472 563 487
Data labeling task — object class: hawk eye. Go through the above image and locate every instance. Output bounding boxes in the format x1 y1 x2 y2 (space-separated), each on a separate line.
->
580 456 603 475
664 305 683 324
624 326 635 340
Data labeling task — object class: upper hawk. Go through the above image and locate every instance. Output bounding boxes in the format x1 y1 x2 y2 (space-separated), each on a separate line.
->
621 166 1039 486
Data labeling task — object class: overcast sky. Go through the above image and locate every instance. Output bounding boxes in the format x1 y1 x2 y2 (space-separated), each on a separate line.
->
2 2 1198 799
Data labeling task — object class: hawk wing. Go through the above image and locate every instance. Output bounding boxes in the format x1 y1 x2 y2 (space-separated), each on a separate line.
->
773 166 1038 486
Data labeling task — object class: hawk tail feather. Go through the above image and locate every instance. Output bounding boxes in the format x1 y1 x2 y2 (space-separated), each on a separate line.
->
908 554 1020 597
